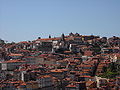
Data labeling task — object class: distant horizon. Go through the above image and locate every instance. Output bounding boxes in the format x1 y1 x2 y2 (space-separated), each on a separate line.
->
0 0 120 42
1 32 119 43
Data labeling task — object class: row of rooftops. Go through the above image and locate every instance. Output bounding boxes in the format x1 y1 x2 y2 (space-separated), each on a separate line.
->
0 56 120 89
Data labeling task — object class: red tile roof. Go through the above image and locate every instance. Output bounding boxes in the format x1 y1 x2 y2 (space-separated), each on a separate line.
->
19 41 29 44
2 59 26 63
9 53 23 56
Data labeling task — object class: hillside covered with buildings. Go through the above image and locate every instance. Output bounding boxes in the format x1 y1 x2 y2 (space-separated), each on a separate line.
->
0 33 120 90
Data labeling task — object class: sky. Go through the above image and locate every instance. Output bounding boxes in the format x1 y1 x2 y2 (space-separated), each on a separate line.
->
0 0 120 42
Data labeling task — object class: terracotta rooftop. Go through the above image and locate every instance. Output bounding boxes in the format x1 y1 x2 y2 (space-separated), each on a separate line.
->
9 53 23 56
19 41 29 44
50 69 68 73
79 75 91 78
37 75 51 79
2 59 26 63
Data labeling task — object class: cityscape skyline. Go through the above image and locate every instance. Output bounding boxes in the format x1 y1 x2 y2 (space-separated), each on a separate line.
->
0 0 120 42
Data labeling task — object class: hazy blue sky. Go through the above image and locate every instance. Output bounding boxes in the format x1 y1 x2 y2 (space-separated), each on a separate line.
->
0 0 120 42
